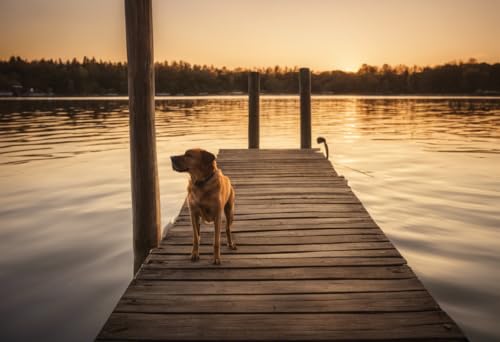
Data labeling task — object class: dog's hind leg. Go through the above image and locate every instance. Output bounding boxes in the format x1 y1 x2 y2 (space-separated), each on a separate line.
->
213 209 222 265
224 190 237 250
189 210 201 262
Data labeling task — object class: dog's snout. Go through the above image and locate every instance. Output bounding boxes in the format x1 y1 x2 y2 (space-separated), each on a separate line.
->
171 155 188 172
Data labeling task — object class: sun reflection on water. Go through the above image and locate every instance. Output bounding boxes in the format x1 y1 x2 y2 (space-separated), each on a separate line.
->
0 96 499 341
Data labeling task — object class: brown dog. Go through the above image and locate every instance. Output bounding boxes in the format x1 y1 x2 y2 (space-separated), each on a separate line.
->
171 148 236 264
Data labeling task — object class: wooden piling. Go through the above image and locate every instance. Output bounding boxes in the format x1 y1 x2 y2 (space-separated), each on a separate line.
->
299 68 312 149
124 0 161 274
248 72 260 149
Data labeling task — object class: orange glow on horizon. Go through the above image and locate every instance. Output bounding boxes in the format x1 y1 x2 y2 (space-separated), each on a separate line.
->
1 0 499 71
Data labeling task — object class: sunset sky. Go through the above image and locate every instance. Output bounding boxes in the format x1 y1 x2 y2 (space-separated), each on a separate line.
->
1 0 499 71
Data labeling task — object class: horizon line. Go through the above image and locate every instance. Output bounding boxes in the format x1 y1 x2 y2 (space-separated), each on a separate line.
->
2 55 498 73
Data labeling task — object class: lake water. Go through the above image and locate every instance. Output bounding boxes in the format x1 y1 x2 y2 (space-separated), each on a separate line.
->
0 96 499 341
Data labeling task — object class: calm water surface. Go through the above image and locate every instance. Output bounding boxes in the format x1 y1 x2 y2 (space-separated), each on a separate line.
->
0 96 499 341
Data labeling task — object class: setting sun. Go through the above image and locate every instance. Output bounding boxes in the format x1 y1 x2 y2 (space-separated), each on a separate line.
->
1 0 500 70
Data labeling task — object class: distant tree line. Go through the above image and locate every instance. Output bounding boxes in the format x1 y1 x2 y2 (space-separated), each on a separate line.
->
1 56 499 96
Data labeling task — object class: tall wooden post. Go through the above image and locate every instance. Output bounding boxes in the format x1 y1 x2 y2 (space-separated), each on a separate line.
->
248 72 260 149
299 67 312 149
124 0 161 274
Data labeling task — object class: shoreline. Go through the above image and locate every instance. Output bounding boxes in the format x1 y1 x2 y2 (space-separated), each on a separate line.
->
2 94 500 101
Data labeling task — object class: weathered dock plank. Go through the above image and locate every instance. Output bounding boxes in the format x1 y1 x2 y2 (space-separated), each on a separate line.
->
97 149 467 341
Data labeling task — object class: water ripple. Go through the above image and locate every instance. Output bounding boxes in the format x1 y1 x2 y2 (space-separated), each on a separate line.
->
0 96 499 341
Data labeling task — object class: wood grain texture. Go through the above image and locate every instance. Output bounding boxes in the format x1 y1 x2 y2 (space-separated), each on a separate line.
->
97 149 467 341
248 72 260 148
99 312 465 341
116 291 439 313
299 67 312 148
124 0 161 274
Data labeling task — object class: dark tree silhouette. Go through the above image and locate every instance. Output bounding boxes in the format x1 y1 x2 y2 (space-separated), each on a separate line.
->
1 56 499 96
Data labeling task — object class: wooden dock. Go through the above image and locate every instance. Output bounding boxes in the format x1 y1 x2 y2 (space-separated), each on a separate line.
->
97 149 467 341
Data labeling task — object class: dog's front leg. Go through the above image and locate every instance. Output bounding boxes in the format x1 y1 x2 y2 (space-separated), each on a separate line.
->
213 208 222 265
190 210 201 262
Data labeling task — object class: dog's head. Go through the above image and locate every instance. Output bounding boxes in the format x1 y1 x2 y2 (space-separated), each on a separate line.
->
170 148 216 177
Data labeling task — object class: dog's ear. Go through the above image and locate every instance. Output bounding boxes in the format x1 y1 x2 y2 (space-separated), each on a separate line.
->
201 150 215 165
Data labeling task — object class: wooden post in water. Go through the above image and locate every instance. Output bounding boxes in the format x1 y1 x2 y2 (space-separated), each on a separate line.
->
299 67 312 149
124 0 161 274
248 72 260 149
